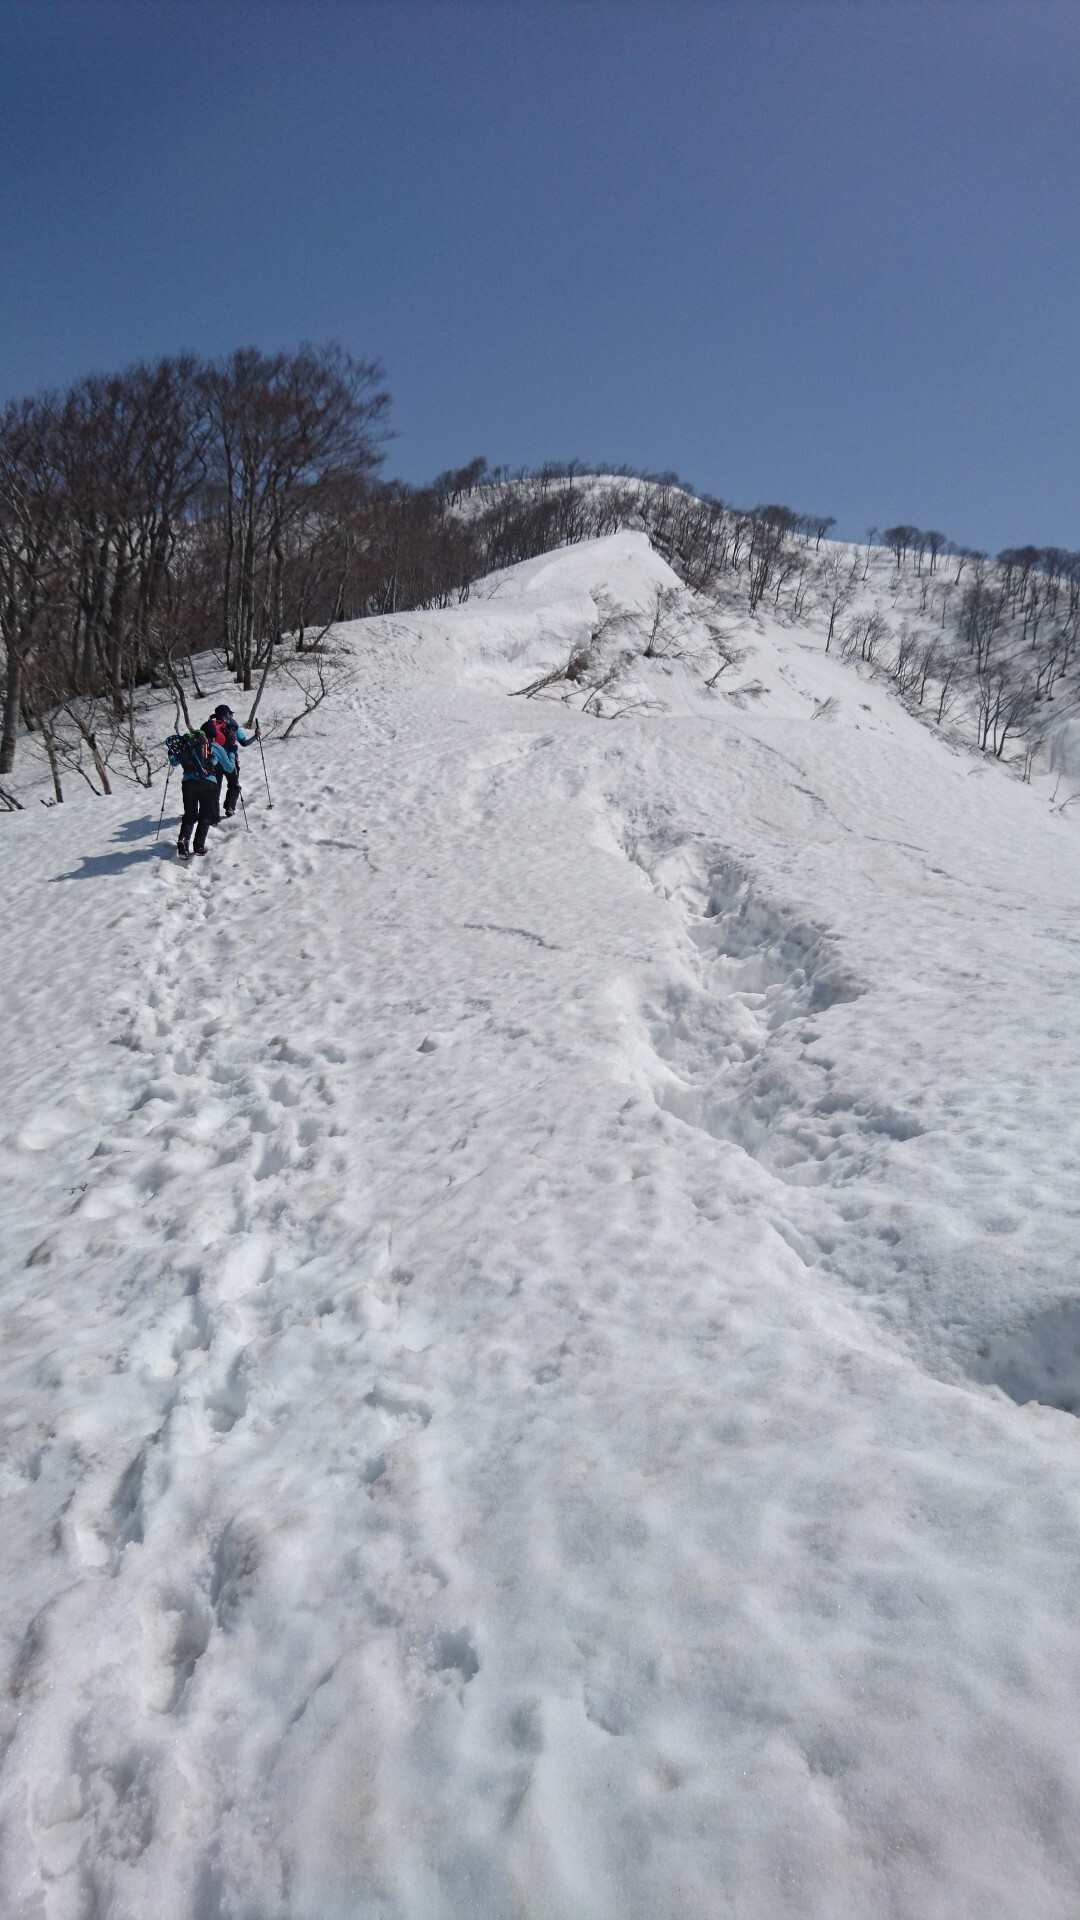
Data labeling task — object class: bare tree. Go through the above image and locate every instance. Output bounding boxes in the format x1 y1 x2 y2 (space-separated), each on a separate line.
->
278 649 357 740
201 345 390 691
819 550 858 651
841 610 890 666
807 515 836 549
974 659 1035 757
935 652 961 724
890 620 923 697
0 396 66 773
641 586 689 658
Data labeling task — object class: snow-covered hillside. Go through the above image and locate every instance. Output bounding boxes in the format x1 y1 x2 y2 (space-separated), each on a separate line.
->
4 532 1080 1919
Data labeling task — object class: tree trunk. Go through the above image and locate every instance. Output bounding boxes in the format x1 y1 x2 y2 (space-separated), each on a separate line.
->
247 632 276 727
64 705 113 792
35 709 64 802
0 647 22 773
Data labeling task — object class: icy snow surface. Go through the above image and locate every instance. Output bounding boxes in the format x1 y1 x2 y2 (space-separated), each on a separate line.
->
3 532 1080 1919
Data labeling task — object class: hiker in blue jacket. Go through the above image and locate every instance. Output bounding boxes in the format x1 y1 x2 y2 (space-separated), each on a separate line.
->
202 704 259 819
170 730 231 858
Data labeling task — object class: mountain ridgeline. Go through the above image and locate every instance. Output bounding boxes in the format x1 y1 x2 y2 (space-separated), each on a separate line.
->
1 343 1077 795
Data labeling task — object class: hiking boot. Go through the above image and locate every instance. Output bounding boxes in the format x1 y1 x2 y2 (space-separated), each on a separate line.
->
194 846 208 856
177 839 190 860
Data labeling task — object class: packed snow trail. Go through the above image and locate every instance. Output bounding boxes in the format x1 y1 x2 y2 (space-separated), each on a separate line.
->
3 535 1080 1918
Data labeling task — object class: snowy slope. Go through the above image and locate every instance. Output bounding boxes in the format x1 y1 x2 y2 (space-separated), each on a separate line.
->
3 532 1080 1919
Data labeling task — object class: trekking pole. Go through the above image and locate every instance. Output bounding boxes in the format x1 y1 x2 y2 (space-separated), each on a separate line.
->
238 787 251 833
256 729 273 808
154 767 172 841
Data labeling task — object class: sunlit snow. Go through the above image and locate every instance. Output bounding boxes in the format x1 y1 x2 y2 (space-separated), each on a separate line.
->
3 533 1080 1918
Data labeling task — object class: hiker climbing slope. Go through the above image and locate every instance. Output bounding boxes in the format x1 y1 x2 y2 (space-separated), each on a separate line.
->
203 704 259 818
167 730 229 858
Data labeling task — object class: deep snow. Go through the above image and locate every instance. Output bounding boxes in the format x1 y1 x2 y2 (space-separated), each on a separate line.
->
3 533 1080 1918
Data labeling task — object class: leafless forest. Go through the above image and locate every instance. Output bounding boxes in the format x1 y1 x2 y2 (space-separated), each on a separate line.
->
2 342 1078 800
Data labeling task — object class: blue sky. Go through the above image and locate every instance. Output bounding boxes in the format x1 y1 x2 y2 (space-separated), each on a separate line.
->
2 0 1077 552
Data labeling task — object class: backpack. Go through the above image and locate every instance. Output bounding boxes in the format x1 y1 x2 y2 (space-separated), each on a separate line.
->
165 732 213 780
204 715 228 749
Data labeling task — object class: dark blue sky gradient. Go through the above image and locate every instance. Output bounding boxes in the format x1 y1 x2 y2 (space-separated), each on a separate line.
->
2 0 1077 552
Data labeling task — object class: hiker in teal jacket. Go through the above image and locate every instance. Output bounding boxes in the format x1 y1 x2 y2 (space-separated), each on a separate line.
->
170 731 231 857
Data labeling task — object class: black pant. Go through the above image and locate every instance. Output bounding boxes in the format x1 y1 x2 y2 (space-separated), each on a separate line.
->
180 776 219 851
215 769 240 815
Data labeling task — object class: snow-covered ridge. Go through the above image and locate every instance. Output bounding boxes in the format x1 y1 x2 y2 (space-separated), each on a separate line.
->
447 470 1080 787
3 533 1080 1918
